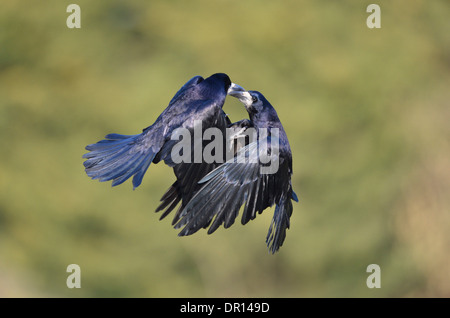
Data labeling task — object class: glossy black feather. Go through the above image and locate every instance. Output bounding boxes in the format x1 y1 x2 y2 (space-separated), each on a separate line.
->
175 91 298 253
83 73 233 190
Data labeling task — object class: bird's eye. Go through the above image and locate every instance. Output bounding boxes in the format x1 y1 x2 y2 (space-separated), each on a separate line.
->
251 95 258 103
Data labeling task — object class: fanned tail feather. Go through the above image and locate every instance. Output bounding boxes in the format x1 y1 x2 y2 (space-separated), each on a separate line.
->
83 133 157 189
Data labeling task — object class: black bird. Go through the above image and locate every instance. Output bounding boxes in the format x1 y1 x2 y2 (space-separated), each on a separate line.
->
174 89 298 253
83 73 244 201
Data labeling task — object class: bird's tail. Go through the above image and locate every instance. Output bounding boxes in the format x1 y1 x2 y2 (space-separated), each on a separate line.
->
266 193 294 254
83 133 157 189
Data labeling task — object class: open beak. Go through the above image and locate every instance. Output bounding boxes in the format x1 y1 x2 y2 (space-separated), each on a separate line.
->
227 83 253 105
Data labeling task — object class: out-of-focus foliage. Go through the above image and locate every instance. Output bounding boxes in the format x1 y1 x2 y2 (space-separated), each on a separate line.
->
0 0 449 297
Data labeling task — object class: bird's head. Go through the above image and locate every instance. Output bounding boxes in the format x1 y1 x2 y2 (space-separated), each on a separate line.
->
228 88 269 116
207 73 232 92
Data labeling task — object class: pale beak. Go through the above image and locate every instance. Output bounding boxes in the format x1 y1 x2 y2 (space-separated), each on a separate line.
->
227 83 246 96
227 83 252 105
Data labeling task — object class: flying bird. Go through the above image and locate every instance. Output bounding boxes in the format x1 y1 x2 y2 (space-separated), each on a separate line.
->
83 74 297 253
83 73 244 199
174 89 298 253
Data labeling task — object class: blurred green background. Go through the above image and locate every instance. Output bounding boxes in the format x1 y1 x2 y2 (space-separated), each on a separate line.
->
0 0 449 297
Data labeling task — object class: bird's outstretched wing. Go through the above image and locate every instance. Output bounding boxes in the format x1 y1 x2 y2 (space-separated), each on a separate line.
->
173 137 295 252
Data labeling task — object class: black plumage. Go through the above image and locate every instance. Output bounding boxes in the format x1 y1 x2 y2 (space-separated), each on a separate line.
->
83 74 298 253
83 73 235 193
174 90 298 253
